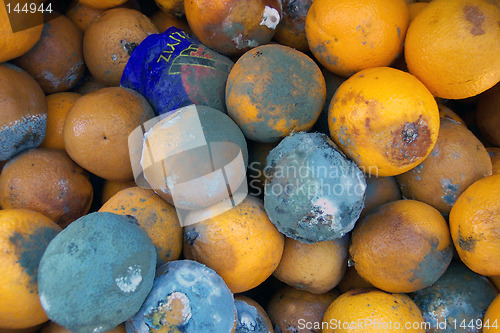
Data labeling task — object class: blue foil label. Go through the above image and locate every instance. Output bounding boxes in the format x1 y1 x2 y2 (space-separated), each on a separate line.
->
121 27 234 115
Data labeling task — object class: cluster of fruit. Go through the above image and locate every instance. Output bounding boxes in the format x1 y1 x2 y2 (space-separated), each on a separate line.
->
0 0 499 332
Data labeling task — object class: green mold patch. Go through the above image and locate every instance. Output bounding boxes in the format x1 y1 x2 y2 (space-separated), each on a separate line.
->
10 226 59 283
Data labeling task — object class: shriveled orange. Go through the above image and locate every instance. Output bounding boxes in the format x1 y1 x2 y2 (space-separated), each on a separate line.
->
40 93 81 150
267 286 338 333
0 148 93 228
0 209 60 329
183 196 284 293
488 147 500 175
305 0 409 77
78 0 127 9
41 321 126 333
328 67 440 177
477 82 500 146
0 0 43 63
99 187 183 267
273 236 348 294
100 179 136 204
450 174 500 276
361 176 401 217
405 0 500 99
338 266 374 294
484 294 500 333
63 87 155 181
13 15 85 93
150 10 190 33
322 289 425 333
397 117 492 215
350 200 453 293
154 0 184 17
83 8 158 86
66 1 106 32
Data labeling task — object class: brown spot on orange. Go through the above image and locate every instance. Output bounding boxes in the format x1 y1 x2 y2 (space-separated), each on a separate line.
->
386 116 432 165
365 117 371 129
464 5 485 35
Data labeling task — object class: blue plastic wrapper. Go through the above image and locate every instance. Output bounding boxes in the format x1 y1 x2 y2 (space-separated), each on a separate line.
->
120 27 234 115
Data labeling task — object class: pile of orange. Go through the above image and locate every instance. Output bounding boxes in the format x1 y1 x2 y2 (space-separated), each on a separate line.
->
0 0 499 331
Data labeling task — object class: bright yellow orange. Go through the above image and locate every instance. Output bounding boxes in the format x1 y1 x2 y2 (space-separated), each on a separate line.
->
305 0 409 77
408 2 427 21
0 0 43 63
350 200 453 293
328 67 440 177
99 187 183 267
40 93 81 150
450 174 500 276
322 289 425 333
273 236 348 294
483 294 500 333
0 209 60 329
183 196 284 293
405 0 500 99
78 0 127 9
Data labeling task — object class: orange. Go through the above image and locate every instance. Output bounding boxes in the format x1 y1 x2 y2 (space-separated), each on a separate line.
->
337 266 374 294
477 82 500 146
40 93 81 150
397 117 492 215
361 176 401 217
83 8 158 86
0 64 47 161
322 289 425 333
150 10 190 33
234 295 274 333
408 2 427 21
0 0 43 63
328 67 440 177
405 0 500 99
13 15 84 94
183 196 285 293
100 179 136 204
488 147 500 175
184 0 282 56
0 148 93 228
63 87 155 181
449 174 500 276
305 0 409 77
273 0 312 52
78 0 127 9
438 103 466 125
0 209 60 329
350 200 453 293
484 294 500 333
99 187 183 267
226 44 326 142
154 0 184 17
41 320 126 333
247 140 278 196
491 277 500 292
273 236 349 294
267 286 338 333
66 1 106 32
